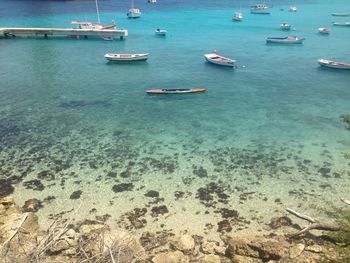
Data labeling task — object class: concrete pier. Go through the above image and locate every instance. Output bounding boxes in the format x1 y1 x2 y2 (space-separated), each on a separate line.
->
0 27 128 40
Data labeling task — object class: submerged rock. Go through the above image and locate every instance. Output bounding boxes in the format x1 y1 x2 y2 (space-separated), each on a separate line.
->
151 205 169 217
112 183 134 193
70 190 82 200
145 190 160 198
22 198 43 212
289 243 305 259
23 179 45 191
0 179 15 197
268 216 292 229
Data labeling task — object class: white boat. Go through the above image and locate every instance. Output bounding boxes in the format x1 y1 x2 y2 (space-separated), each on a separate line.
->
104 53 149 62
250 4 270 14
318 27 331 34
333 22 350 26
155 29 167 36
71 0 116 40
233 12 243 21
331 12 350 17
289 5 297 12
266 36 305 44
280 23 291 30
127 0 141 18
148 0 157 3
318 59 350 69
127 8 141 18
204 53 236 67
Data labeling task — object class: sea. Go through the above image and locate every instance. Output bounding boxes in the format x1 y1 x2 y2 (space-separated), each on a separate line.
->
0 0 350 239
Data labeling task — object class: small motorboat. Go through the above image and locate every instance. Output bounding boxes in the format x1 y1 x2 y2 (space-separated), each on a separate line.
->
280 23 291 30
266 36 305 44
127 8 141 18
331 12 350 17
146 88 207 94
250 4 270 14
155 29 167 36
289 5 297 12
233 12 243 21
318 59 350 69
104 53 149 61
318 27 331 34
204 53 236 67
148 0 156 3
333 22 350 26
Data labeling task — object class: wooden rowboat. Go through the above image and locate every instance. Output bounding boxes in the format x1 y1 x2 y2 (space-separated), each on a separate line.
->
318 59 350 69
146 88 206 94
204 53 236 67
104 53 148 61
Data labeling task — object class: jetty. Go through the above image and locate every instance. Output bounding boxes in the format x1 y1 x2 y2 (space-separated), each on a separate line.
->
0 27 128 40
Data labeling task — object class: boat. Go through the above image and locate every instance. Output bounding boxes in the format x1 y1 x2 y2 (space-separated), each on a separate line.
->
333 22 350 26
250 4 270 14
318 27 331 34
104 53 149 61
71 0 117 40
127 0 141 18
266 36 305 44
289 5 297 12
146 88 206 94
331 12 350 17
204 53 236 67
280 23 291 30
233 12 243 21
318 59 350 69
155 29 167 36
148 0 157 3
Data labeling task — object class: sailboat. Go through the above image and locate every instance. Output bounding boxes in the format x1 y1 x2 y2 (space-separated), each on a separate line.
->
71 0 116 39
127 0 142 18
233 2 243 21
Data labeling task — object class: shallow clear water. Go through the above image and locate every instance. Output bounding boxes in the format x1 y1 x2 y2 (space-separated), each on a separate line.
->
1 0 350 238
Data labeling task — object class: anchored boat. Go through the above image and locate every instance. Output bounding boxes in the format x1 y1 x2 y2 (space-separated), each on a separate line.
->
155 29 167 36
146 88 207 94
280 23 291 30
204 53 236 67
289 5 297 12
250 4 270 14
318 59 350 69
233 12 243 21
333 22 350 26
104 53 148 61
318 27 331 34
266 36 305 44
127 0 141 18
331 12 350 17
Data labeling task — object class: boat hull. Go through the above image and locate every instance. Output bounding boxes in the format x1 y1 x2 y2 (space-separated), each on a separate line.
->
250 9 270 14
105 53 148 61
204 54 236 67
318 28 331 34
331 13 350 17
155 30 167 36
266 37 304 44
146 88 206 94
318 59 350 69
333 22 350 26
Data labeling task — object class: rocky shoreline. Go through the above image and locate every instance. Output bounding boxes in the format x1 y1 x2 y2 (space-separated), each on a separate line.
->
1 196 349 263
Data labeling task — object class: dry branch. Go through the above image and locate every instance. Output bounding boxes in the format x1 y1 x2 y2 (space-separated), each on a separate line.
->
2 213 29 247
341 198 350 206
286 208 349 237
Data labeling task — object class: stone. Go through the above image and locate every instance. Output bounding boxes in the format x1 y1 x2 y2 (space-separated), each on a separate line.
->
0 196 15 206
232 255 263 263
289 243 305 259
268 216 292 229
47 239 70 255
200 254 221 263
201 240 226 255
0 180 14 197
226 236 286 261
152 251 189 263
22 198 42 212
79 223 107 235
170 234 195 253
305 245 324 254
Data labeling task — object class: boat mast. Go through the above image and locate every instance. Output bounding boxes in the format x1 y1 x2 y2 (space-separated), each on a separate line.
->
95 0 101 24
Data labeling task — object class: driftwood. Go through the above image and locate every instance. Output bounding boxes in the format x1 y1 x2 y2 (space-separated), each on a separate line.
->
341 198 350 206
2 213 29 248
286 208 349 236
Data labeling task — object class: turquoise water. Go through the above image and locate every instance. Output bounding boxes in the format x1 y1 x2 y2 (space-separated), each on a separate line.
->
1 0 350 238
